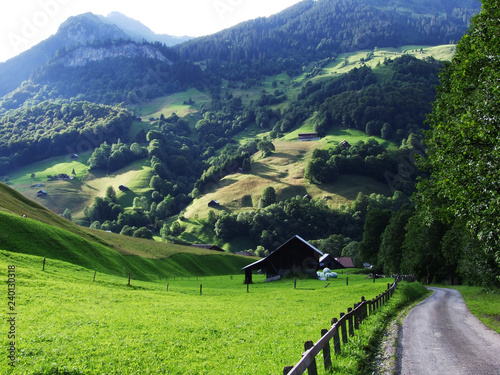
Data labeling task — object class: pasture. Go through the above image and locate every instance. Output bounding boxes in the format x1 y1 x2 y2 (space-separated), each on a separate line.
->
1 250 394 374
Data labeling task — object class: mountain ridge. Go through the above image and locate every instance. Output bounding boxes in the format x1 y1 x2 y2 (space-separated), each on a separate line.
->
0 11 192 98
102 12 193 46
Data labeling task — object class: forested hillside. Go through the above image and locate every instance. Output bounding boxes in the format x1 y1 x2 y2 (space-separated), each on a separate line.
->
0 101 132 173
1 0 496 286
177 0 479 81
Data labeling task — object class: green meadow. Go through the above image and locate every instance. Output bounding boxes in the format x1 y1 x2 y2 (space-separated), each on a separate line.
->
0 250 398 375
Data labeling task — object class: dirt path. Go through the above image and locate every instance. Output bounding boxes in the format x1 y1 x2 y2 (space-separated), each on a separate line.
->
397 287 500 375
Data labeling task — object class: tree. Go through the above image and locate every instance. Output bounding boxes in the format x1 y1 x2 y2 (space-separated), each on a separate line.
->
358 208 392 267
378 206 413 275
255 246 269 257
242 157 251 172
419 0 500 270
105 186 117 203
259 186 276 208
257 140 275 157
133 227 153 239
62 208 72 221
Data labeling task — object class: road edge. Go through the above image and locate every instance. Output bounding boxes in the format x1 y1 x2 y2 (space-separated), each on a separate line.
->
372 288 433 375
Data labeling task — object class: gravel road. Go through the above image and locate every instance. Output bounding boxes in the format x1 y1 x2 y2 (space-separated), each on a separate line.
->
397 287 500 375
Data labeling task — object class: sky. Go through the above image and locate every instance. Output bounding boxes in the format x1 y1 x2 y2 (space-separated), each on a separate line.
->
0 0 304 63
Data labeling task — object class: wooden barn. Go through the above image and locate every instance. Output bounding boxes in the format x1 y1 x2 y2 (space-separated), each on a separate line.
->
298 132 320 141
242 235 323 284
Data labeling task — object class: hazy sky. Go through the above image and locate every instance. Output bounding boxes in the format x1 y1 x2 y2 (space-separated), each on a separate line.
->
0 0 303 62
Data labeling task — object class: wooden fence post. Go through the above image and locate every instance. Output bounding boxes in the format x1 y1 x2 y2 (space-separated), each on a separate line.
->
200 284 203 295
331 318 341 355
304 341 318 375
340 313 348 344
42 257 46 271
321 329 332 371
128 272 131 286
167 283 169 292
354 303 359 330
294 278 297 289
346 277 349 286
347 307 354 337
360 297 366 323
93 270 96 282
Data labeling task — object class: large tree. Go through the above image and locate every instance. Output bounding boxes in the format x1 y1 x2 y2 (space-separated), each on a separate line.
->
419 0 500 270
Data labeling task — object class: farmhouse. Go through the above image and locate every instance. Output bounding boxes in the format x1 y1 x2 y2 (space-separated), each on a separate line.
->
242 235 323 284
37 190 47 197
208 200 220 208
339 140 351 149
298 132 320 141
119 185 129 192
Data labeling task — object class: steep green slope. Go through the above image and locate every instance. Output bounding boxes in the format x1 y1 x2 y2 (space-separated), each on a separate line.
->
0 182 253 279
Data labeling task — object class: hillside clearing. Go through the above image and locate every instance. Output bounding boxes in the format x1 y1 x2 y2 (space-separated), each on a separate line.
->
184 139 392 220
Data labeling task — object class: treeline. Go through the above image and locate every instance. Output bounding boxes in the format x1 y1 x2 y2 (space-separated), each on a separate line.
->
0 101 132 174
177 0 477 83
360 206 499 287
208 189 408 255
305 137 422 195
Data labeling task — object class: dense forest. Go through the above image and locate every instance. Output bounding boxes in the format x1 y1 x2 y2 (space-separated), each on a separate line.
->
0 101 132 174
177 0 478 81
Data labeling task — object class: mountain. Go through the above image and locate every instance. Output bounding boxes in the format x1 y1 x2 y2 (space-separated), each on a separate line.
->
0 13 129 97
0 12 193 99
102 12 193 46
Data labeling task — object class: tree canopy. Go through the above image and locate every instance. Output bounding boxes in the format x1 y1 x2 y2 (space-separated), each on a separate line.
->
418 0 500 269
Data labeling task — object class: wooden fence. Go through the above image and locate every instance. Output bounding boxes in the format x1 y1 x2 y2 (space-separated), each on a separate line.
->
283 275 414 375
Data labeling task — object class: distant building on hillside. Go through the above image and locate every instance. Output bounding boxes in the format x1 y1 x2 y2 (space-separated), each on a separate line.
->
208 200 220 208
37 190 47 197
339 140 351 149
298 132 320 141
191 244 224 252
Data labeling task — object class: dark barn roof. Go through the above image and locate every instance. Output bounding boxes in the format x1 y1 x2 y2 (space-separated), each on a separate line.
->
242 235 323 283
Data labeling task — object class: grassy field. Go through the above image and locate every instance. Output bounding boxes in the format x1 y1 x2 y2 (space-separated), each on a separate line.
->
319 44 456 78
133 88 212 120
0 250 396 374
3 155 153 218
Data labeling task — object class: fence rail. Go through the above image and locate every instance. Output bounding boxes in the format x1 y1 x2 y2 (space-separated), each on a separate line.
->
283 275 414 375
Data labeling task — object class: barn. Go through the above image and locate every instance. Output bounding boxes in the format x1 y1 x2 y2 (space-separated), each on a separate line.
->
242 235 323 284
